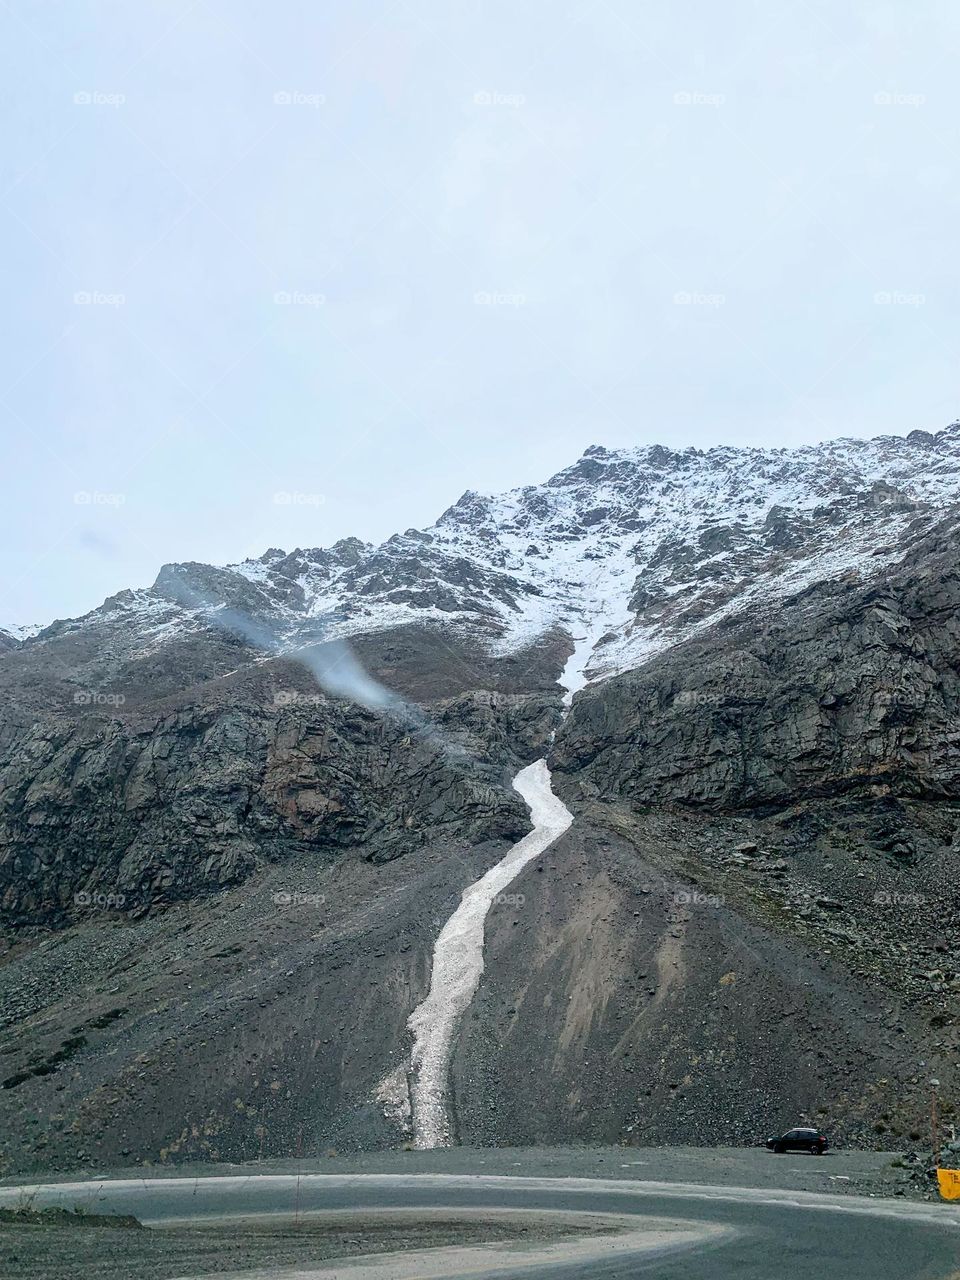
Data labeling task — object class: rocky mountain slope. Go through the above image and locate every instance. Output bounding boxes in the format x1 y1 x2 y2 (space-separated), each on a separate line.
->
1 423 960 1171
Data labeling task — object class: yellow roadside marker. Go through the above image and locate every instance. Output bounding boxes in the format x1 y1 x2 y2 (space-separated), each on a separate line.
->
937 1167 960 1200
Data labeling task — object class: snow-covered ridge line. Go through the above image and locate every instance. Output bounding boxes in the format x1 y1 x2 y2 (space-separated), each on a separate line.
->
220 421 960 683
19 420 960 692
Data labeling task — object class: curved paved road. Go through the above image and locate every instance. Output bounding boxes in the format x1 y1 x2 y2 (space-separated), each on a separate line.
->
2 1172 959 1278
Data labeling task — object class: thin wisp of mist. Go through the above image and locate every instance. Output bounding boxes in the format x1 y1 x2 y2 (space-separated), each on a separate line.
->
209 602 469 760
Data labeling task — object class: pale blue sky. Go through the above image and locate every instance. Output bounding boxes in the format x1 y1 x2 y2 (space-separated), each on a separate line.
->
2 0 959 627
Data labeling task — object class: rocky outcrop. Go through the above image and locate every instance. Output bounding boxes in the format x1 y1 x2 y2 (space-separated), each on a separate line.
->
552 514 960 814
0 694 529 925
0 610 570 929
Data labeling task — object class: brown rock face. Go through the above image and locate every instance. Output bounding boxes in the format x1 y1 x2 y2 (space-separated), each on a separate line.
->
0 620 570 927
0 689 533 926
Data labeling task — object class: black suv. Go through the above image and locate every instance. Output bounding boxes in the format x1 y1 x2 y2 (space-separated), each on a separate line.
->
766 1127 829 1155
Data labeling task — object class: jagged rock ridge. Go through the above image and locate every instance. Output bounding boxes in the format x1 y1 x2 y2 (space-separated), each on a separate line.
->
10 422 960 695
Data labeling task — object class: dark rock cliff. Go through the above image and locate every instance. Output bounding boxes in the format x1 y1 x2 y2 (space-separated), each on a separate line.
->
552 515 960 816
0 701 530 925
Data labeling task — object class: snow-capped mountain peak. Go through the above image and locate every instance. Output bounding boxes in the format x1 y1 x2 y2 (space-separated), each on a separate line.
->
20 421 960 690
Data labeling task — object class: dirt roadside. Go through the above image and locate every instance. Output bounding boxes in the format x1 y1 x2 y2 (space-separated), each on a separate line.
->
0 1207 616 1280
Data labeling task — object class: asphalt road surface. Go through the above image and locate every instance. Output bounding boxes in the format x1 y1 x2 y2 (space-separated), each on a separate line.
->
2 1171 959 1279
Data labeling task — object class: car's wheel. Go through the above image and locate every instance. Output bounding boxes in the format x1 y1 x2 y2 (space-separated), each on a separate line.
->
773 1143 786 1153
811 1145 824 1156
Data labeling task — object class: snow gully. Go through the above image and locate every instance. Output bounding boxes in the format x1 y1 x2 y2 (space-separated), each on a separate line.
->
405 630 591 1148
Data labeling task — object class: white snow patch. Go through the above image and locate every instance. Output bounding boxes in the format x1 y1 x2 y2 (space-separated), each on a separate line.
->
230 558 272 585
559 626 606 706
0 622 44 641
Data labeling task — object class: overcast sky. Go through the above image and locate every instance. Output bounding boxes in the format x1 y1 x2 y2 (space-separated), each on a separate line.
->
2 1 959 627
